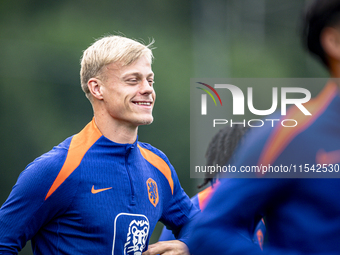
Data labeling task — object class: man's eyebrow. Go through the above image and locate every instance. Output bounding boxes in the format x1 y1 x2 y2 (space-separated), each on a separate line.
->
122 72 154 78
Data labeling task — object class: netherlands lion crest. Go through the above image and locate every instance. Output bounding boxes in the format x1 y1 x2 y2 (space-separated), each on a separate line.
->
124 219 149 255
112 213 149 255
146 178 159 207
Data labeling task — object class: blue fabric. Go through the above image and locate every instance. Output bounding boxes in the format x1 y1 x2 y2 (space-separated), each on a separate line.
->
0 120 199 255
159 195 200 242
159 189 266 249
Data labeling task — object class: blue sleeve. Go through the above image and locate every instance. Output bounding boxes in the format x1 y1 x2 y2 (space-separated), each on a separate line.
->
159 195 200 242
160 182 267 250
187 178 290 255
158 162 200 245
0 148 75 254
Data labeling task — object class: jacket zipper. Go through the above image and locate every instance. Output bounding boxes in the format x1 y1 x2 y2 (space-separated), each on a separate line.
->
125 146 136 205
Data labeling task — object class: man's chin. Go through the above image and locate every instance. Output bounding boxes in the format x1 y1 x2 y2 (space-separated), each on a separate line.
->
137 117 154 126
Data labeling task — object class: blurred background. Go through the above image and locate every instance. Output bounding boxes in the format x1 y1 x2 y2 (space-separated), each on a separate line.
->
0 0 328 253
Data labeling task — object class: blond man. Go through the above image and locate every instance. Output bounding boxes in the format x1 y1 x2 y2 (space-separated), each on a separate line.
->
0 35 199 255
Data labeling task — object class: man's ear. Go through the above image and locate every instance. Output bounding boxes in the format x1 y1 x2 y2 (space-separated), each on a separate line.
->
321 27 340 61
87 78 104 100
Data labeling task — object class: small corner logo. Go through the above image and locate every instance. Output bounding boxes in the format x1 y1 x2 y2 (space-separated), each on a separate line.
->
196 82 223 115
146 178 159 207
91 185 112 194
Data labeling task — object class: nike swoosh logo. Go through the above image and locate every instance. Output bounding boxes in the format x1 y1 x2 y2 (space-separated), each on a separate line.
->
316 149 340 165
91 185 112 194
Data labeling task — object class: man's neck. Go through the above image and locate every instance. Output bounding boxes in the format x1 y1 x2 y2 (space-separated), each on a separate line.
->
93 115 138 144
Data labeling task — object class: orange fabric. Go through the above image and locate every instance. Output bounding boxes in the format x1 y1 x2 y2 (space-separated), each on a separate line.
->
198 181 219 210
91 185 112 194
138 144 174 195
256 229 264 250
258 82 338 168
316 149 340 164
45 119 102 200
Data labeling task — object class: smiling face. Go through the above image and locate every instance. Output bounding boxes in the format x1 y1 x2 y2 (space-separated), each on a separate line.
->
95 56 155 129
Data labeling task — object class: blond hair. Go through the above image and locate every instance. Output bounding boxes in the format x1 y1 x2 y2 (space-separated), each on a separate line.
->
80 35 154 99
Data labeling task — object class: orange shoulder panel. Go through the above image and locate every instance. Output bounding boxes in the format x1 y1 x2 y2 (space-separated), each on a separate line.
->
258 82 338 167
137 144 174 195
198 181 219 210
45 119 102 200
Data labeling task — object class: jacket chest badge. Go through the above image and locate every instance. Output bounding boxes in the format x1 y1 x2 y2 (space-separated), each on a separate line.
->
146 178 159 207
